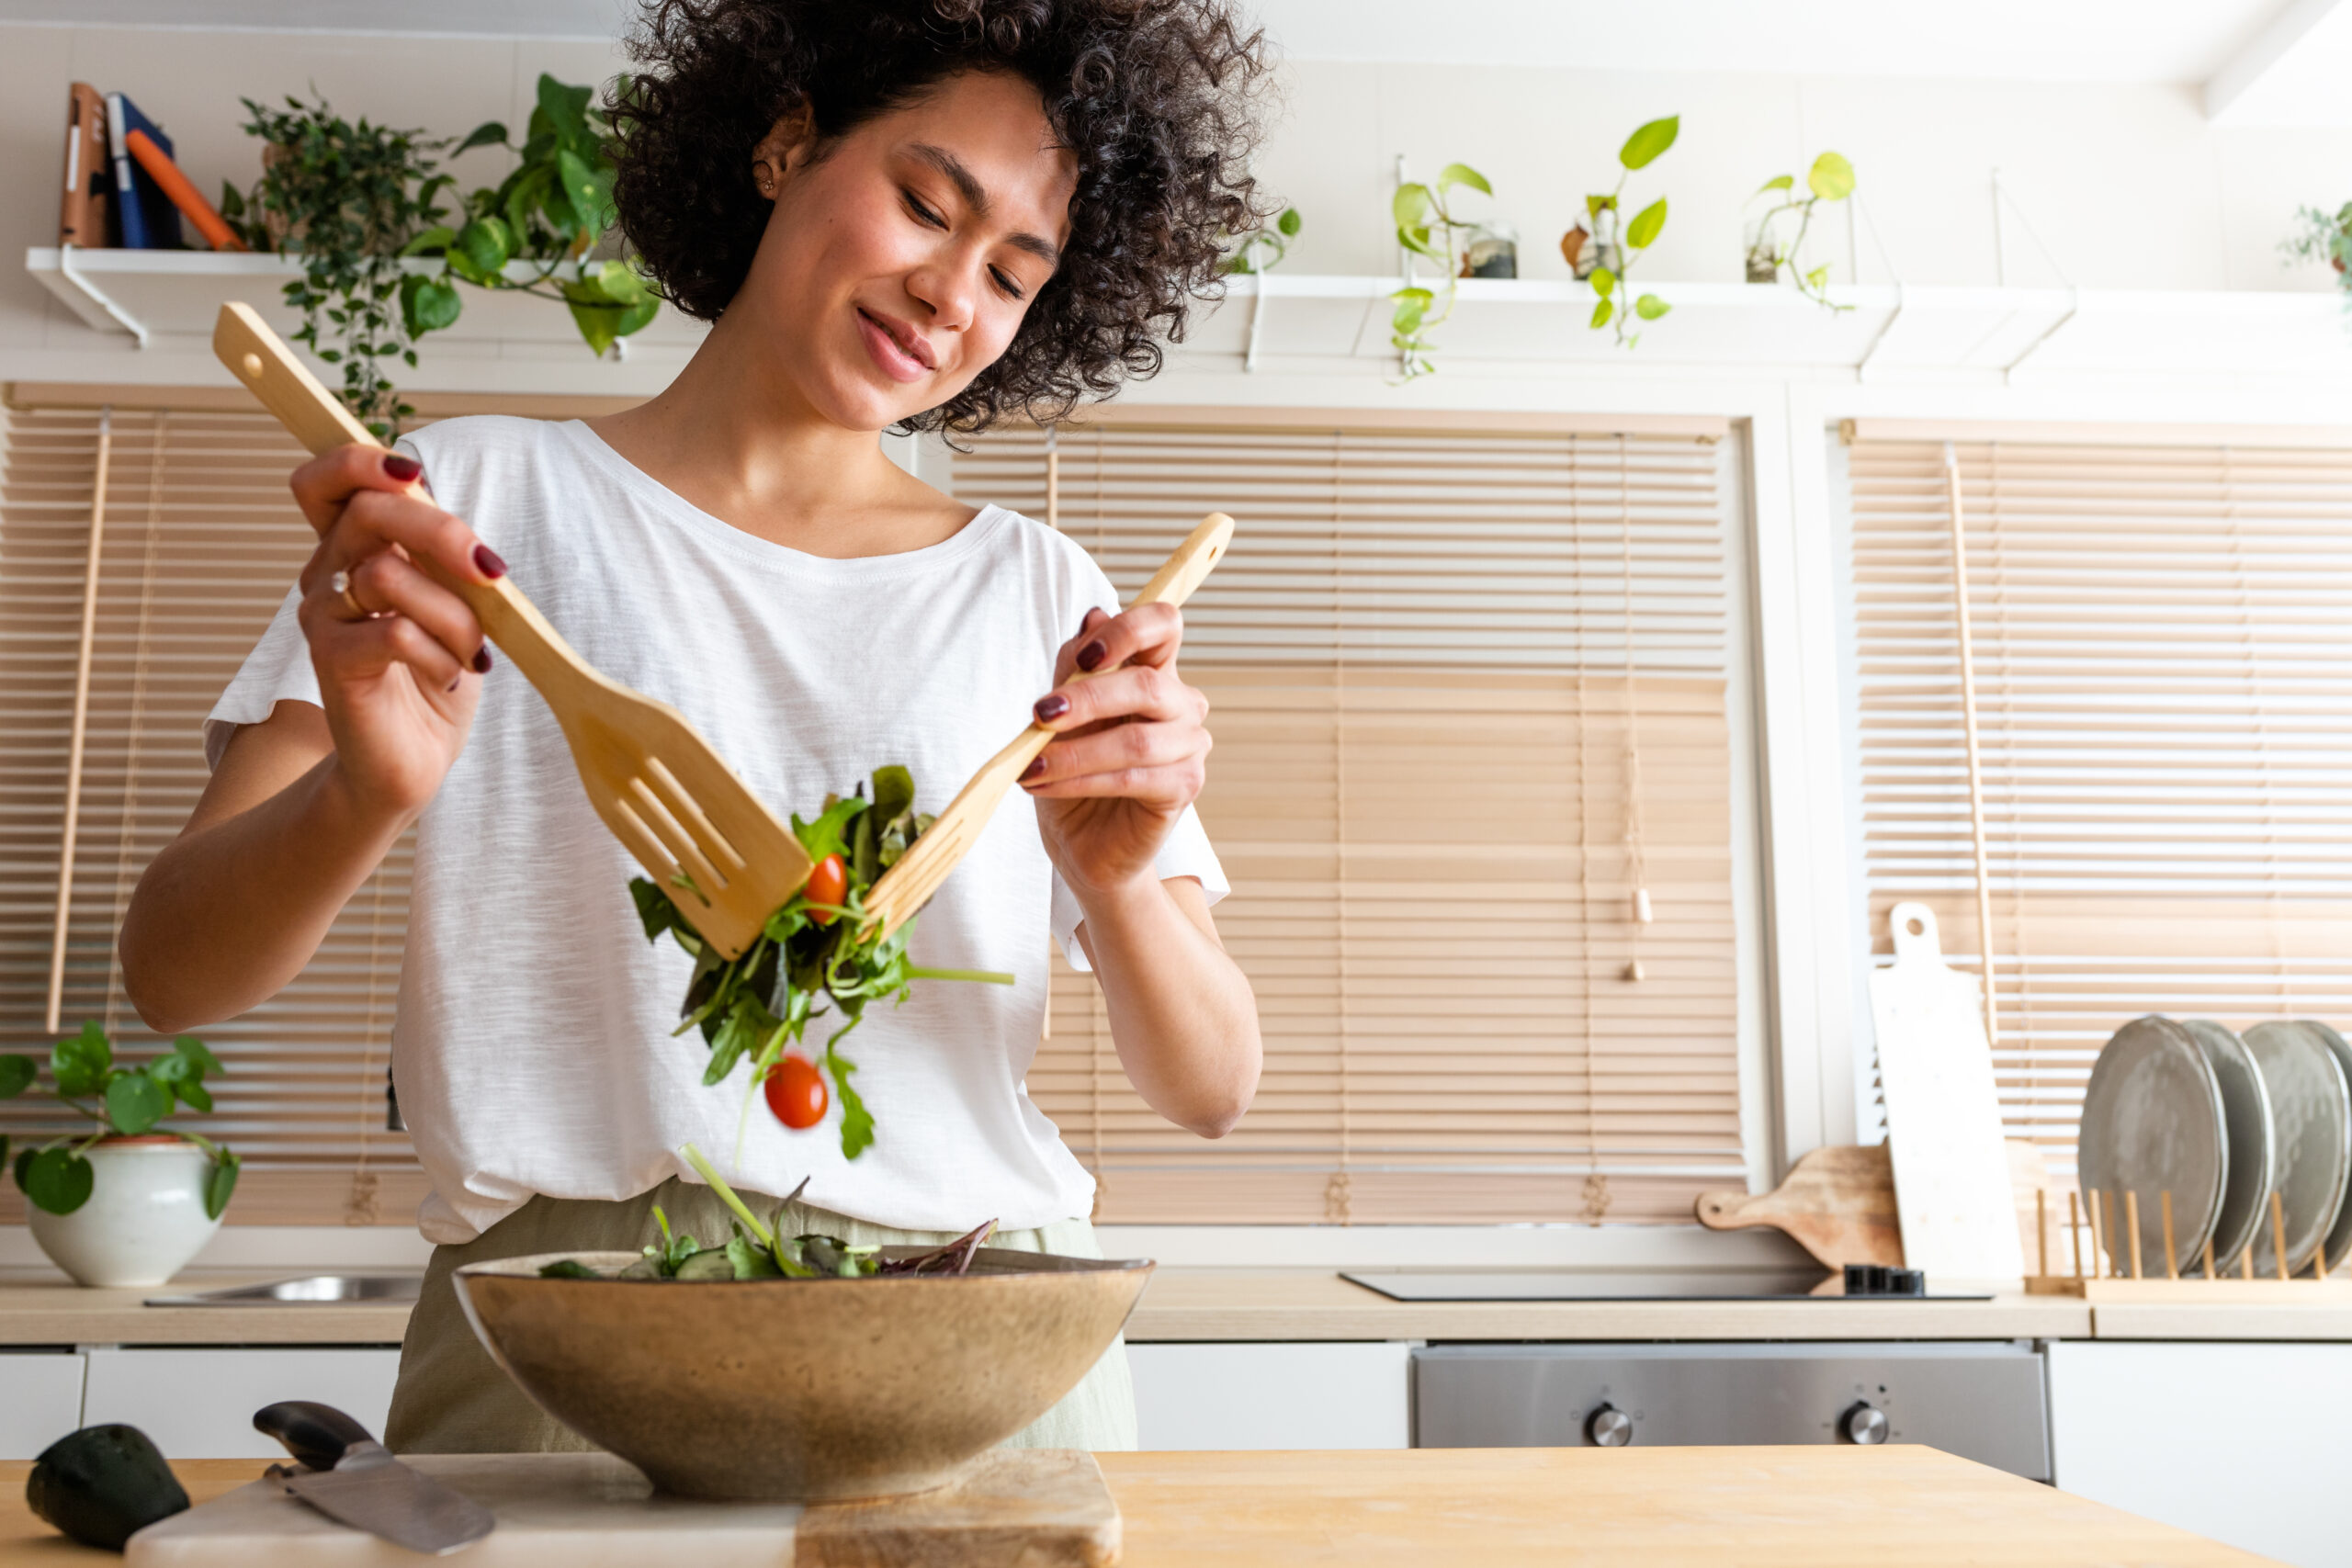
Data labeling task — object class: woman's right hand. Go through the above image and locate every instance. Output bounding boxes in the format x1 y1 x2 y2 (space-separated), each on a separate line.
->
290 446 507 825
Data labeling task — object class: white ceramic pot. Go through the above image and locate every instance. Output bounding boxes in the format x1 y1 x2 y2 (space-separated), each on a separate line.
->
26 1137 225 1288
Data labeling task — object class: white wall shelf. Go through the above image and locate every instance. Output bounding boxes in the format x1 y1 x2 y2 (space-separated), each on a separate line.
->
23 249 2352 395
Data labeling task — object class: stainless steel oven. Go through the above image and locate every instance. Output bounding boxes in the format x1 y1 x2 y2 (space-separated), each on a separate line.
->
1411 1342 2050 1481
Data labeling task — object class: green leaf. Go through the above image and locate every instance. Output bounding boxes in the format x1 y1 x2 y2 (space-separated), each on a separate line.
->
1807 151 1856 202
1589 298 1615 330
1396 226 1443 261
104 1071 170 1136
397 225 457 259
1755 175 1795 197
453 120 510 156
828 1047 874 1160
1586 192 1616 220
1436 163 1491 196
204 1147 240 1221
22 1147 93 1215
1277 207 1302 237
400 274 462 338
1390 286 1432 332
539 1258 600 1279
556 148 615 237
726 1234 783 1279
1625 197 1668 251
457 217 512 276
790 795 870 864
1805 265 1830 289
1635 293 1671 321
0 1055 35 1099
1619 115 1681 172
1391 183 1433 229
52 1021 110 1099
12 1146 31 1190
537 73 596 146
173 1036 224 1077
1589 266 1616 299
869 765 915 830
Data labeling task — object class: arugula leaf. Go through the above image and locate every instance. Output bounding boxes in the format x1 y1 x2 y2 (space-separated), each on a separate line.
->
790 794 869 864
827 1044 875 1161
539 1259 601 1279
726 1232 783 1279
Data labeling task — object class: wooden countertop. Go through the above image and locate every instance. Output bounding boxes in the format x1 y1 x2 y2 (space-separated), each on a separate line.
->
0 1449 2268 1566
0 1266 2098 1347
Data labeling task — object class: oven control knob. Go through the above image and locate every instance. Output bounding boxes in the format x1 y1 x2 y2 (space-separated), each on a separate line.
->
1585 1403 1634 1447
1841 1403 1889 1445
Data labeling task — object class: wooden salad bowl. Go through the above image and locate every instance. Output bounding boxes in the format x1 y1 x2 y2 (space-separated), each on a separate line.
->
454 1248 1153 1501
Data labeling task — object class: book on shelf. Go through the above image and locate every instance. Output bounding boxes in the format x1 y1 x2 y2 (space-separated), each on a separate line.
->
124 129 245 253
59 82 110 247
104 91 183 249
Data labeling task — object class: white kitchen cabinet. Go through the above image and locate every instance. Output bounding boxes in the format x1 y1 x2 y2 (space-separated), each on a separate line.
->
1127 1341 1408 1450
2048 1341 2352 1568
0 1351 88 1460
81 1348 402 1460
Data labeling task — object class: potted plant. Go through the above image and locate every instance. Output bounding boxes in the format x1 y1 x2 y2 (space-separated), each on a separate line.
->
2284 202 2352 298
1560 116 1678 347
2 1024 239 1288
1744 151 1857 309
1390 163 1493 378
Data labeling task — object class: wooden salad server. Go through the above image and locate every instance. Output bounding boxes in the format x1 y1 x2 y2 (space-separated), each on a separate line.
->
860 512 1236 942
213 301 810 960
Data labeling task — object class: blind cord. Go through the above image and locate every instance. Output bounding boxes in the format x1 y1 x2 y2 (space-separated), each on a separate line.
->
1944 441 2000 1049
45 406 111 1037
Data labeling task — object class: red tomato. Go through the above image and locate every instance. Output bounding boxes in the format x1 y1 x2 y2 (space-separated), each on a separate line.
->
803 854 847 925
764 1055 829 1130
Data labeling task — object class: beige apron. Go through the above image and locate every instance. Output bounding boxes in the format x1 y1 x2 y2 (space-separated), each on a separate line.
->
383 1176 1136 1454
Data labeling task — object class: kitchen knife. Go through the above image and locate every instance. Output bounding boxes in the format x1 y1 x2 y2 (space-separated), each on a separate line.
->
254 1401 495 1556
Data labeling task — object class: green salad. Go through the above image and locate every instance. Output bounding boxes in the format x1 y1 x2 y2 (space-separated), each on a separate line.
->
629 765 1011 1160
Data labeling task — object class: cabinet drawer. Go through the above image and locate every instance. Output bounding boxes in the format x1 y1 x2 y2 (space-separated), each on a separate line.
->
1129 1342 1409 1450
0 1352 87 1460
82 1348 401 1459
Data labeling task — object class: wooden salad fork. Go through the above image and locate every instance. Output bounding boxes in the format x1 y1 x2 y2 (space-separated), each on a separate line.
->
213 301 811 960
861 512 1236 942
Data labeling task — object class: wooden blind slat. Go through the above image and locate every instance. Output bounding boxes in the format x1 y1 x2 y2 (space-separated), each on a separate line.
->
959 423 1745 1225
0 407 418 1224
1848 435 2352 1165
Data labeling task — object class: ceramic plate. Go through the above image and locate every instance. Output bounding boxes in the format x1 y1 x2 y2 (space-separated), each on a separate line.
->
2181 1020 2276 1276
2076 1016 2226 1278
2295 1020 2352 1273
2243 1021 2352 1277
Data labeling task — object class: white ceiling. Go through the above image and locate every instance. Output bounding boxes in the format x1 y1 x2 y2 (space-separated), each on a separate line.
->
5 0 2346 121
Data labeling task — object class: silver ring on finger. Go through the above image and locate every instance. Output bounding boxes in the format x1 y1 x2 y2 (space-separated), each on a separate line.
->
328 569 369 622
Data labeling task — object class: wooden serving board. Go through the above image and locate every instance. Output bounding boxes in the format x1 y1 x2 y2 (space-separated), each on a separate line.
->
126 1449 1118 1568
1698 1140 2065 1275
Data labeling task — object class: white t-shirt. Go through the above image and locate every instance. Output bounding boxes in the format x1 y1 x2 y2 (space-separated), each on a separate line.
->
206 416 1226 1244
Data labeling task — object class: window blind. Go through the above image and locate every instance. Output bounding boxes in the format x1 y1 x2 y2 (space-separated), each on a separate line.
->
956 417 1747 1224
0 405 424 1224
1845 434 2352 1168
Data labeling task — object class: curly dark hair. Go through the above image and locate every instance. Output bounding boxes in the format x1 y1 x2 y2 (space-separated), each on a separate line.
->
609 0 1270 434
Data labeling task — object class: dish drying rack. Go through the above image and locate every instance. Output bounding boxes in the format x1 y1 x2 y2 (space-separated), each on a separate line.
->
2025 1187 2352 1301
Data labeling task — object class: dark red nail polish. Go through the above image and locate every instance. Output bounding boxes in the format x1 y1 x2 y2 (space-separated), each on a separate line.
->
473 544 507 579
1075 640 1107 672
472 646 493 674
383 453 423 482
1034 694 1069 722
1021 756 1046 781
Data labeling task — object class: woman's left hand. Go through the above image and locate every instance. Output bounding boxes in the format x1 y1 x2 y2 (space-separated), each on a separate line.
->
1024 602 1212 897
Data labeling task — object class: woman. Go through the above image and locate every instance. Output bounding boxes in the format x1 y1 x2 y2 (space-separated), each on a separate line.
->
119 0 1267 1453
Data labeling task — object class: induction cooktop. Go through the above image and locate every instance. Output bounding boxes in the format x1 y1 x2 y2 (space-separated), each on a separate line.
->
1339 1269 1991 1303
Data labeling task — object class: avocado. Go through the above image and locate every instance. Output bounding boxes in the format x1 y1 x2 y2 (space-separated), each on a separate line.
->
27 1424 189 1551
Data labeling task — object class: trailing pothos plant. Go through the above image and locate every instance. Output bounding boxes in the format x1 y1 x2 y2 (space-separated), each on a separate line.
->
2285 202 2352 303
225 75 657 438
1578 116 1679 348
1390 164 1492 379
401 73 661 360
0 1024 239 1220
1745 151 1857 310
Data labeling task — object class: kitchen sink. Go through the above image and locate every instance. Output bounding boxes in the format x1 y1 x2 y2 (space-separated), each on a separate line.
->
144 1273 423 1306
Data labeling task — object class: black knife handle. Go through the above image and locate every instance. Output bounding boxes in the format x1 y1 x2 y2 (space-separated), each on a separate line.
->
253 1402 373 1472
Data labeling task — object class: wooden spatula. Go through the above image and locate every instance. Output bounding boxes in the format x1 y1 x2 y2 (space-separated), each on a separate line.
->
860 513 1235 943
213 301 810 960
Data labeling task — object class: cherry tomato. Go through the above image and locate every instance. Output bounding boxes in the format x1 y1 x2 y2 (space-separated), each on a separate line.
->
803 854 847 925
764 1055 829 1130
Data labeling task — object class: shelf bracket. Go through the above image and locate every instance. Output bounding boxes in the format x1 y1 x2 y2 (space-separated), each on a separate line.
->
56 243 148 349
1855 282 1906 383
2002 288 2080 382
1243 265 1270 374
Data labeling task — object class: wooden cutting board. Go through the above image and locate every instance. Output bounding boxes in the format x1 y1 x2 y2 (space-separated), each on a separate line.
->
125 1449 1118 1568
1697 1140 2066 1275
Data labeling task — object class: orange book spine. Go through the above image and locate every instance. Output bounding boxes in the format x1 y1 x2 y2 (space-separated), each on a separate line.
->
124 127 246 253
59 83 109 247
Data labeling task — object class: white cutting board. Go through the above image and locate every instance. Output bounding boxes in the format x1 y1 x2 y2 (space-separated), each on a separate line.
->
128 1453 801 1567
1867 902 2026 1291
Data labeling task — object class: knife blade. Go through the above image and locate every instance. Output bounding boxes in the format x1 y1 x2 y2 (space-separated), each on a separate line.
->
254 1401 495 1556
